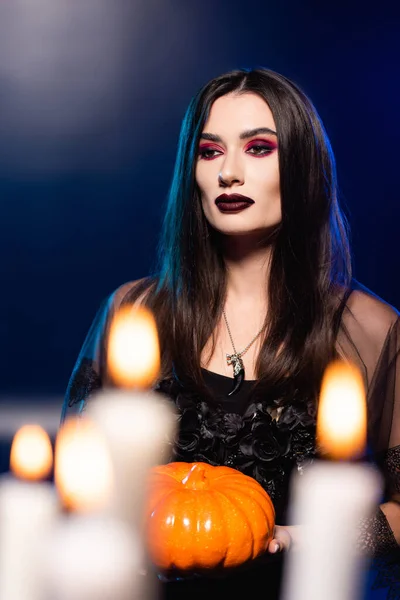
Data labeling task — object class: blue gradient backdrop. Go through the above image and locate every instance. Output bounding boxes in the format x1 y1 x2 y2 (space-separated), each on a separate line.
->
0 0 399 397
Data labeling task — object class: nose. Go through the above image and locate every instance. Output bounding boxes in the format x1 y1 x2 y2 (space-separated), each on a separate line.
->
218 153 244 187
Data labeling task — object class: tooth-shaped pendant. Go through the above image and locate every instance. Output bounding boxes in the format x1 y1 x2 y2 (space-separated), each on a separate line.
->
226 353 245 396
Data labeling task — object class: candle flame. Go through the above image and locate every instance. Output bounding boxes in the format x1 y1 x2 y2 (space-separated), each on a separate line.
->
55 416 113 512
317 360 367 460
107 304 160 389
10 424 53 481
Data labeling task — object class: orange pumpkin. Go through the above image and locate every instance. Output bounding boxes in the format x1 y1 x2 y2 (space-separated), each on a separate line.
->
145 461 275 572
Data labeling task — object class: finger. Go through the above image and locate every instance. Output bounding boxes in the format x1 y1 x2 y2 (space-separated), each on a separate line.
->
268 526 293 553
268 538 282 553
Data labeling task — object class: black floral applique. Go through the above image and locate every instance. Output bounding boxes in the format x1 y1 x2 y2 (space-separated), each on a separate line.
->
155 378 317 523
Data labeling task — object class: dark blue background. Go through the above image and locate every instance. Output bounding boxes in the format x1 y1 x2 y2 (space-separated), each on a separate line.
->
1 0 399 398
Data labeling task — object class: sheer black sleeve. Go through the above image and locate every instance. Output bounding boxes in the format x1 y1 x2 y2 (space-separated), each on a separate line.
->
60 281 140 424
337 285 400 568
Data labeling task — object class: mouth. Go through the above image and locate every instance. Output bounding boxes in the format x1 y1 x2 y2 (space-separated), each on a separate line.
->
215 194 255 213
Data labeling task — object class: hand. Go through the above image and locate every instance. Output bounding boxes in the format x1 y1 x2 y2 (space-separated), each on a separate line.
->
268 525 300 554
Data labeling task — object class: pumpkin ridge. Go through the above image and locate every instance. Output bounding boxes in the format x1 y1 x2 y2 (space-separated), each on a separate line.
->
210 468 263 485
222 485 275 530
216 484 274 555
191 489 228 569
211 470 254 481
148 485 180 517
148 488 206 570
204 465 241 478
221 482 275 515
212 488 255 563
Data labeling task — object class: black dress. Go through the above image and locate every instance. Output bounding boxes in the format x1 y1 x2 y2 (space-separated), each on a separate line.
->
61 279 400 599
155 369 287 600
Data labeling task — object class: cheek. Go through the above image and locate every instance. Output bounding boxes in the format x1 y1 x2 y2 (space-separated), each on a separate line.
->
195 169 211 213
195 162 219 196
195 167 207 199
252 161 280 195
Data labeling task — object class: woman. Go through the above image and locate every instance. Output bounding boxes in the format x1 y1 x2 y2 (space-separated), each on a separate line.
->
62 68 400 598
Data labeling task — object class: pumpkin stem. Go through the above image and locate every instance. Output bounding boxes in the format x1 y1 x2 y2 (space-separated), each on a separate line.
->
181 464 208 490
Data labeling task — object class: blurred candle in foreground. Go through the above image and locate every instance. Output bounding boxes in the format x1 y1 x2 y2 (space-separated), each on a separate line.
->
281 360 383 600
0 424 58 600
106 304 161 390
86 304 177 600
45 416 142 600
87 304 177 531
54 416 113 513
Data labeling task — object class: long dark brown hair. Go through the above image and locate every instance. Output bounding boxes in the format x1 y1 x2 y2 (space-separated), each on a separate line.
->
124 67 352 404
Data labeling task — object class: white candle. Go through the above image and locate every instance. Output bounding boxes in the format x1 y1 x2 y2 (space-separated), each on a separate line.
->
88 389 176 530
87 304 177 531
45 513 143 600
44 415 144 600
281 360 383 600
0 424 58 600
86 304 177 600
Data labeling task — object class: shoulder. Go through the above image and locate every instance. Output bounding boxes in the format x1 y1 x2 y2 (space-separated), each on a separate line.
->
344 280 399 346
107 276 157 312
347 281 399 326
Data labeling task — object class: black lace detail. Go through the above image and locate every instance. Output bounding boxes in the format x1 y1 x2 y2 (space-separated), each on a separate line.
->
67 357 102 408
356 508 400 598
384 445 400 493
155 378 317 524
357 507 398 557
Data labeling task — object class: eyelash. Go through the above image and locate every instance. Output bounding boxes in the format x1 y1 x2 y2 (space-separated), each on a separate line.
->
198 147 222 160
198 140 276 161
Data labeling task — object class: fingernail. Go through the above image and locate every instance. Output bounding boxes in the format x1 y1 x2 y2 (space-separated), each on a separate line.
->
272 543 280 553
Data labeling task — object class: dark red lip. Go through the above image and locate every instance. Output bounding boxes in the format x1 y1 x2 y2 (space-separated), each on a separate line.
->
215 194 255 205
215 193 255 213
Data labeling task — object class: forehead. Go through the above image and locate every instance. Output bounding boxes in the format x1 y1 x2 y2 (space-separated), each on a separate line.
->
202 92 276 134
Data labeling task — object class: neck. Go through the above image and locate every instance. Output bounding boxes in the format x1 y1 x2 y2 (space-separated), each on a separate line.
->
221 232 274 305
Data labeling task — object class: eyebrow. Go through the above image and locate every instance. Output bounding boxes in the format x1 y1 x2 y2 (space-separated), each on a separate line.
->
200 127 277 142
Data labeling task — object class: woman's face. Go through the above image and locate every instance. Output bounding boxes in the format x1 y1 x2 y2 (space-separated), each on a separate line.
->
195 92 281 236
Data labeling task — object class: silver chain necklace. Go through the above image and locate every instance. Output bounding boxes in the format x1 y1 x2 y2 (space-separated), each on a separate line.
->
222 309 265 395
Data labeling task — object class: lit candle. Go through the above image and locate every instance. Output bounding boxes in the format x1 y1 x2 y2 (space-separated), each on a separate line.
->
83 305 177 600
87 305 177 531
0 424 58 600
281 360 383 600
44 415 143 600
54 415 114 513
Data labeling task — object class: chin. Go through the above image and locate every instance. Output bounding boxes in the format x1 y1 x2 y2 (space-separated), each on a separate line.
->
211 218 279 236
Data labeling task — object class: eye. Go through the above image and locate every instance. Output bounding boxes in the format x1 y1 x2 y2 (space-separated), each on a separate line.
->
246 140 277 156
198 145 223 161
